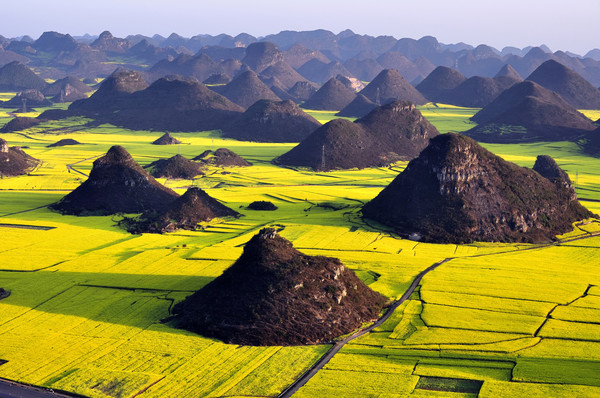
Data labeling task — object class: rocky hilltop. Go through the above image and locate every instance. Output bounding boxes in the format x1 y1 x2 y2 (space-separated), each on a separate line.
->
172 228 386 345
362 133 594 243
0 138 39 177
51 145 178 215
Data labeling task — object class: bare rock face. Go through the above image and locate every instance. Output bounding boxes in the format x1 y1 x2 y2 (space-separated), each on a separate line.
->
0 138 39 177
172 228 386 346
51 145 178 215
362 133 594 243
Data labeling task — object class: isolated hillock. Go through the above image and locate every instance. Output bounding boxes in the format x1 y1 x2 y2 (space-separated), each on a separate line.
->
1 89 52 108
0 61 47 91
242 42 284 73
51 145 178 215
124 187 240 234
336 94 378 117
495 64 522 81
359 69 427 105
467 80 596 142
46 139 81 147
259 61 307 89
277 100 439 170
145 154 204 179
247 201 277 210
526 60 600 109
91 31 132 54
300 78 356 111
152 132 181 145
69 69 148 112
0 117 41 132
0 138 39 177
415 66 467 103
222 99 321 142
194 148 252 166
362 133 594 243
43 76 92 97
218 70 281 109
287 81 317 102
172 228 386 346
32 31 77 53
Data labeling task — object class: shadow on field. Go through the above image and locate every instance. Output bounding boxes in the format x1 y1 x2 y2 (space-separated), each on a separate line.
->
0 270 215 335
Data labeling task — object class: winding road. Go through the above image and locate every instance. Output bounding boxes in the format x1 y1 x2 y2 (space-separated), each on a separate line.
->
279 222 600 397
279 258 452 397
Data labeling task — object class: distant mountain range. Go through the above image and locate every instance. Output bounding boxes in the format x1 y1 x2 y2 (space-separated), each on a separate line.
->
2 29 600 86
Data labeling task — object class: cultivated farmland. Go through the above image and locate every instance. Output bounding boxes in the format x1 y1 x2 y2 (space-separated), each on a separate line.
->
0 105 599 397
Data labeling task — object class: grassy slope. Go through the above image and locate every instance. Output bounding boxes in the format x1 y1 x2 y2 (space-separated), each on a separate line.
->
0 104 599 397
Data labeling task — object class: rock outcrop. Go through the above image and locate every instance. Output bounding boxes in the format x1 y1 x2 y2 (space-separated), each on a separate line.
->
0 138 39 177
362 133 594 243
172 228 386 345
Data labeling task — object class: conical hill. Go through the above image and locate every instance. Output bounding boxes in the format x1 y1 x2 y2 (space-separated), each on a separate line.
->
172 228 386 345
51 145 178 215
362 133 594 243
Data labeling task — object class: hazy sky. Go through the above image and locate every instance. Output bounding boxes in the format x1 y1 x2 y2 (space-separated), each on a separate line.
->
4 0 599 55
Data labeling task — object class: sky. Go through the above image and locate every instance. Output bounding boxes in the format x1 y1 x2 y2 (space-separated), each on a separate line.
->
4 0 600 55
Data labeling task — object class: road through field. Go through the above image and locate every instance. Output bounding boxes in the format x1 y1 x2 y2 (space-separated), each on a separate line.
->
279 258 452 398
279 222 600 397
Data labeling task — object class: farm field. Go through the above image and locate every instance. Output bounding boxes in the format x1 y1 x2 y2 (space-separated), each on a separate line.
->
0 104 600 397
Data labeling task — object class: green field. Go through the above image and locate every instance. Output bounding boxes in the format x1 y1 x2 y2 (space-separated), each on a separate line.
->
0 104 600 397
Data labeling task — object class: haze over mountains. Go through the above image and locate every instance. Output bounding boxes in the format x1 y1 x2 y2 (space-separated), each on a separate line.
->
3 29 600 88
